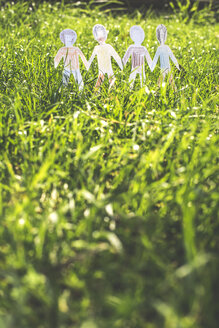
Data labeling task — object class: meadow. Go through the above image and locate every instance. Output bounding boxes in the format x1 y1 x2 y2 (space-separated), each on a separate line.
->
0 1 218 327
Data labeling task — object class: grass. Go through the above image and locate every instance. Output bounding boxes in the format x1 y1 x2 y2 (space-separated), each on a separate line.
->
0 1 218 327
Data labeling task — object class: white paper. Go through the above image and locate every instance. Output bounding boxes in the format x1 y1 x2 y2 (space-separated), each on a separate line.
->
54 29 88 91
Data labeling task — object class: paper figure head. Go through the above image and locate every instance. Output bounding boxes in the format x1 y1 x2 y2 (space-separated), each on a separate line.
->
60 29 77 46
156 24 167 44
130 26 145 45
93 24 108 43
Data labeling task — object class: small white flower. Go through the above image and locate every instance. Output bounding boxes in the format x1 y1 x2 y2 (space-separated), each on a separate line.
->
133 144 139 151
73 111 80 119
105 204 113 216
49 212 58 223
145 86 150 94
19 218 25 225
84 208 90 217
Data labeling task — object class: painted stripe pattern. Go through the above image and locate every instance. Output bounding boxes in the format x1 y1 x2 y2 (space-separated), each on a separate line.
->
54 47 87 70
123 45 152 70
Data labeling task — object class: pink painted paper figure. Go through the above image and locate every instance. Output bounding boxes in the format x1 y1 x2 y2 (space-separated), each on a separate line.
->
123 26 152 88
87 24 123 89
54 29 88 91
151 24 180 90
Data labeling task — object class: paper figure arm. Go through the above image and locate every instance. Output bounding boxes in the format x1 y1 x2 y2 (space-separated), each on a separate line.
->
110 46 123 70
54 48 64 68
150 48 160 72
122 46 132 67
77 48 88 70
169 47 180 70
87 47 97 71
143 47 152 68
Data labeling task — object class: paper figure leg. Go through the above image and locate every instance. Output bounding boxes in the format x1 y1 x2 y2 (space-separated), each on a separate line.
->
109 73 116 89
95 72 105 88
73 69 84 91
158 70 167 87
169 74 177 91
139 71 146 88
62 69 71 86
129 70 138 89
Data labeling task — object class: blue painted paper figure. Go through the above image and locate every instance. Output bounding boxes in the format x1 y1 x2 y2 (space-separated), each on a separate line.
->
54 29 88 91
151 24 180 90
123 25 152 88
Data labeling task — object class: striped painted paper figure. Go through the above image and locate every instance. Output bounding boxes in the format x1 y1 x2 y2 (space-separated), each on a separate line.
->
151 24 180 90
88 24 123 89
123 26 152 88
54 29 88 91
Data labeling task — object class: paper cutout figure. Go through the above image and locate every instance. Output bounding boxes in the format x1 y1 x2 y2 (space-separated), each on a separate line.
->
54 29 88 91
123 26 152 88
150 24 180 90
87 24 123 89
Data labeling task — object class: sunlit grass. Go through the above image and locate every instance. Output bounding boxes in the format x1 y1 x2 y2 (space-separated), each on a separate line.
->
0 2 218 328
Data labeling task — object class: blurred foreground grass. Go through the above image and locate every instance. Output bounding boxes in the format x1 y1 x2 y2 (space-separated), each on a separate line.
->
0 1 218 328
